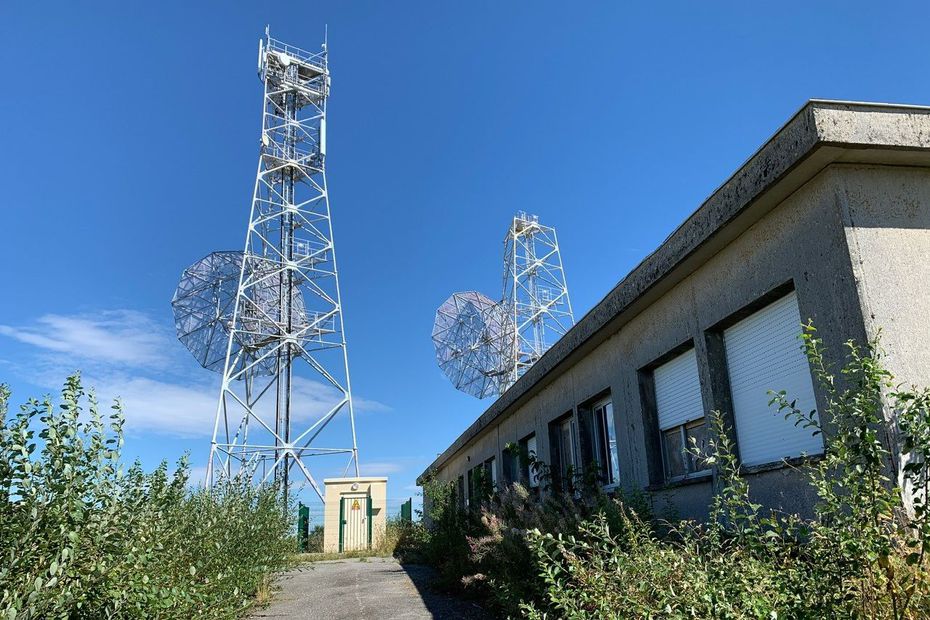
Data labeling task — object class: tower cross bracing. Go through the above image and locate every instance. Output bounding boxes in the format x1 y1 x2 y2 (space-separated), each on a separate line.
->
206 28 359 502
503 212 574 383
431 212 574 400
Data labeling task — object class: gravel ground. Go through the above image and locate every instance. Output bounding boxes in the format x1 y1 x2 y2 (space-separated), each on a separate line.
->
248 557 493 619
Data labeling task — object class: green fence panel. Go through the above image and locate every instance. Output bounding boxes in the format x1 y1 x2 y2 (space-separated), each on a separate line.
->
298 503 310 552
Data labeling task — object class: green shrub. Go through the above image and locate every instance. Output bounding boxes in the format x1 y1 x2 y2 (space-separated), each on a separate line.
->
416 327 930 619
304 525 324 553
521 326 930 619
0 374 294 619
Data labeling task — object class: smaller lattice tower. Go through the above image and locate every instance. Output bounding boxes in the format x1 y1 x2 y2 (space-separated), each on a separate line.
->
431 213 573 399
502 212 574 383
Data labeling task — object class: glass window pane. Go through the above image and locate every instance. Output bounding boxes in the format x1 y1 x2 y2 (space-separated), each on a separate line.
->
487 457 497 486
686 419 709 473
593 407 608 481
560 419 574 478
526 435 539 488
603 402 620 484
662 427 686 479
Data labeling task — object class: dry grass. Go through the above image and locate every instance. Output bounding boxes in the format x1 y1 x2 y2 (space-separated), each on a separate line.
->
253 575 275 606
293 518 408 563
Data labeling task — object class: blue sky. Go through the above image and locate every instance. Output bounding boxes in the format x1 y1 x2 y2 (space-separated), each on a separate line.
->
2 1 929 520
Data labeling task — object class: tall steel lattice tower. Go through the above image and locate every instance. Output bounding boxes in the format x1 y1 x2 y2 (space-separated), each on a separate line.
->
205 28 358 502
502 212 574 383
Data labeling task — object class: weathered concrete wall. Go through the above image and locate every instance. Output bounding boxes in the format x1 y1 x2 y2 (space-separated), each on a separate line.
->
422 102 930 484
429 164 881 519
423 101 930 522
841 165 930 387
837 165 930 500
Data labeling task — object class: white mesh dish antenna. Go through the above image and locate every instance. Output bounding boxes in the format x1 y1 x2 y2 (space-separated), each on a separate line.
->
171 251 309 377
431 291 515 399
432 212 574 399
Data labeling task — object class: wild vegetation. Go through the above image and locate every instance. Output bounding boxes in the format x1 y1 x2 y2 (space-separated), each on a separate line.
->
298 516 411 561
0 374 294 620
411 326 930 618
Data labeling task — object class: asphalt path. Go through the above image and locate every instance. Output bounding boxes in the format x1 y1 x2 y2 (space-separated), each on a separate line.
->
248 558 493 619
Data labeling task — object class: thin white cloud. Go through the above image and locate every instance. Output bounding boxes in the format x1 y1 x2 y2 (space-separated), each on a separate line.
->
91 374 389 439
0 310 170 367
359 461 405 475
184 465 210 489
88 374 218 438
3 309 391 439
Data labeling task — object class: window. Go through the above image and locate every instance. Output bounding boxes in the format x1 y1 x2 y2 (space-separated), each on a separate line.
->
508 433 541 489
503 445 519 484
661 418 709 479
483 456 497 491
466 469 474 507
466 459 495 507
503 434 538 488
723 291 823 466
591 398 620 486
549 414 576 490
654 348 709 481
456 475 465 509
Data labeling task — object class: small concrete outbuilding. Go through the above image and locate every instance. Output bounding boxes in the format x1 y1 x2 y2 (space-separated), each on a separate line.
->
419 100 930 521
322 477 388 553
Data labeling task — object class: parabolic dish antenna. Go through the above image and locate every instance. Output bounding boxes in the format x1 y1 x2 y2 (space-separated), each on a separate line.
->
171 250 308 377
431 291 515 399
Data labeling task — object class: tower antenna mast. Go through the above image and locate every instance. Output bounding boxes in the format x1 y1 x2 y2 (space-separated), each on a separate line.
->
431 212 573 399
202 28 359 503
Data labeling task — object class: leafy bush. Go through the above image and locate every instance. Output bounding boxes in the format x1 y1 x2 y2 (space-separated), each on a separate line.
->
417 327 930 619
304 525 325 553
0 374 294 619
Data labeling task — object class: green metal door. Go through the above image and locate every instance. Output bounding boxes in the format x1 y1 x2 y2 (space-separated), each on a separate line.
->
341 494 369 552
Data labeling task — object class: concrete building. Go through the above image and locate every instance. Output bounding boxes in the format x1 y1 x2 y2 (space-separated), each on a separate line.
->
418 100 930 521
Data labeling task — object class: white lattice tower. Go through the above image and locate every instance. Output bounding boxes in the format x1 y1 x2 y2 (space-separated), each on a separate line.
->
207 28 359 503
502 212 574 383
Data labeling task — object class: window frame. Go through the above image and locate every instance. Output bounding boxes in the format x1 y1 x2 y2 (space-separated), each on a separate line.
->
465 468 474 508
659 416 710 482
456 475 466 509
591 397 620 489
549 412 577 491
519 433 540 489
650 346 709 484
719 289 825 467
483 456 497 491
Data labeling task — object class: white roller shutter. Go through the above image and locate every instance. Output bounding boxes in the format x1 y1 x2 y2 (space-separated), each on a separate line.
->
724 291 823 466
654 348 703 430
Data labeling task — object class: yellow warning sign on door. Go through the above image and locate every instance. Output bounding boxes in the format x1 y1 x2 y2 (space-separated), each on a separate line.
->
351 499 361 511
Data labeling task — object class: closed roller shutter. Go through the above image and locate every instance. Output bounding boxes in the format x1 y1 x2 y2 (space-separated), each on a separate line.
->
724 291 823 466
654 348 703 430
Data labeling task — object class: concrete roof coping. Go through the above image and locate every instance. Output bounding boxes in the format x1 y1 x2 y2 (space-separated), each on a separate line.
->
417 99 930 485
323 477 389 483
